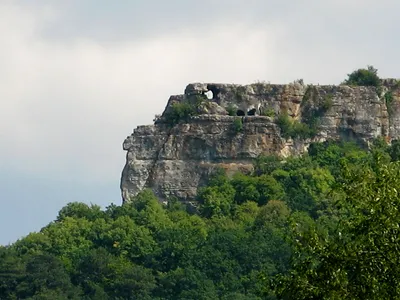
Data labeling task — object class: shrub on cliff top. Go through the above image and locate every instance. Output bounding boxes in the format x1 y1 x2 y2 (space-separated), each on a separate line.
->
343 65 381 88
164 95 205 126
163 102 195 127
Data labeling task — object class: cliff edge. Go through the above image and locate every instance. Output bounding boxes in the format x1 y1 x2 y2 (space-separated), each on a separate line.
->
121 79 400 204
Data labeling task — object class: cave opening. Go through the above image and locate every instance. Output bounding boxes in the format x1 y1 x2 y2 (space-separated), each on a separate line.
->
236 110 245 116
247 108 257 116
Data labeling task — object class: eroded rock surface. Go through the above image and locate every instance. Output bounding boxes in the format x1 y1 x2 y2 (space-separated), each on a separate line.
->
121 81 400 203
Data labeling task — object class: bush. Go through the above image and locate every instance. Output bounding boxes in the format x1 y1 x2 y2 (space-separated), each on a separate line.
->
254 154 282 176
226 104 236 116
232 118 243 133
385 91 394 115
261 108 275 117
164 102 196 126
276 113 313 139
164 95 205 126
276 113 293 138
292 121 314 138
321 94 333 111
343 65 381 88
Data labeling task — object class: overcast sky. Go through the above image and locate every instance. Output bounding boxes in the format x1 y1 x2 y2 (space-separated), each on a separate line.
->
1 0 400 245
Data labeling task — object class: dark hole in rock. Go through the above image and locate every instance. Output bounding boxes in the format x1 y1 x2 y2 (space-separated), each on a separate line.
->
247 108 257 116
237 110 245 116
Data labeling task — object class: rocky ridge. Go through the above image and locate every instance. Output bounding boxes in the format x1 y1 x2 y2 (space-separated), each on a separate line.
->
121 80 400 203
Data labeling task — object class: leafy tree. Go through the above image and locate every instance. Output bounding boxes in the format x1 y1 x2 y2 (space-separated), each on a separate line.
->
282 167 334 216
230 173 285 206
254 200 290 228
233 201 260 226
73 247 155 299
343 65 381 88
156 267 217 299
308 140 369 177
57 202 105 222
164 95 205 126
197 181 235 218
130 189 173 231
231 173 260 204
254 154 282 176
154 214 207 271
18 254 81 299
100 216 157 264
0 247 25 299
6 138 400 299
274 160 400 299
255 175 286 205
39 217 94 268
389 139 400 161
13 232 52 256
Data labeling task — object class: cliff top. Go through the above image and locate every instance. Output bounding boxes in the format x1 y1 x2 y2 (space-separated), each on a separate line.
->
153 78 399 127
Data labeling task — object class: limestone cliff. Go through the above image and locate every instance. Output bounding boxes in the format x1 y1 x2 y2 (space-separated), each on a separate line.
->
121 80 400 203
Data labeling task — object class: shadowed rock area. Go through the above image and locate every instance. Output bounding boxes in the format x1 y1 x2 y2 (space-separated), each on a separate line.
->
121 80 400 203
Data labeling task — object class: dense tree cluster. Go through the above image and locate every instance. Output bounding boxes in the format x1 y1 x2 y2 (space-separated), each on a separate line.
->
2 138 400 299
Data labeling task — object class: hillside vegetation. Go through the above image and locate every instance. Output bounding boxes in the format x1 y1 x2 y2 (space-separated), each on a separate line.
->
3 67 400 299
2 138 400 299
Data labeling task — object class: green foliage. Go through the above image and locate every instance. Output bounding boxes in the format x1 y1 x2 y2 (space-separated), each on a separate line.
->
5 139 400 299
232 117 243 133
275 113 292 138
261 108 276 117
283 166 334 217
165 101 195 126
343 65 381 89
276 113 313 139
385 91 394 115
254 154 282 176
299 86 333 138
226 104 237 116
231 173 285 206
254 200 290 228
57 202 104 222
273 160 400 299
197 180 236 218
164 95 205 126
389 139 400 161
321 94 333 111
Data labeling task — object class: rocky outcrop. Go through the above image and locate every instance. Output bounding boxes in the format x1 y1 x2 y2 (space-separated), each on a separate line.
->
121 80 400 203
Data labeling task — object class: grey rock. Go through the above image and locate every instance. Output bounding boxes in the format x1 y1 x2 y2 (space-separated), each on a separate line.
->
121 81 399 203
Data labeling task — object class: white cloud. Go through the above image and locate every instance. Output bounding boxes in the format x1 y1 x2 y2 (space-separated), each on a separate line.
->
1 1 400 185
0 2 285 184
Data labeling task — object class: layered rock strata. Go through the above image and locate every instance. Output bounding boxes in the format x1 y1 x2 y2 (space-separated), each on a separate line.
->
121 80 400 203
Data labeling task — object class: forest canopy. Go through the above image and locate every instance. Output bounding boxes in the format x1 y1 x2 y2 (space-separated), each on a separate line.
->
2 138 400 299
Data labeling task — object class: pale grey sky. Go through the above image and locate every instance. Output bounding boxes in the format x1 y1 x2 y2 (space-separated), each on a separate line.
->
1 0 399 244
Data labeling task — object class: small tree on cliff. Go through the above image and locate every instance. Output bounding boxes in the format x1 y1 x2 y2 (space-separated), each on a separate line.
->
343 65 381 88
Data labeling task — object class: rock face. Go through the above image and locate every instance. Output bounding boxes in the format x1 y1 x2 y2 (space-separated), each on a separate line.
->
121 80 400 203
